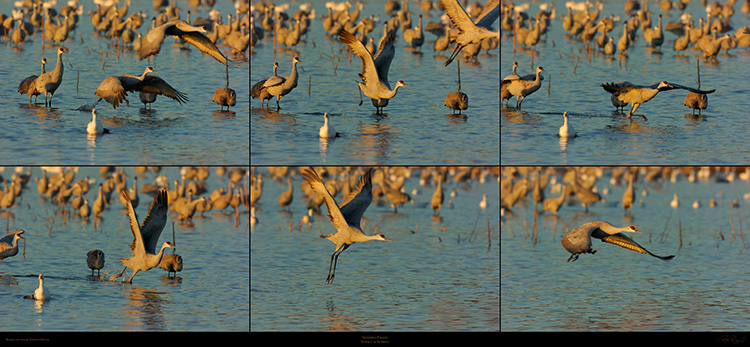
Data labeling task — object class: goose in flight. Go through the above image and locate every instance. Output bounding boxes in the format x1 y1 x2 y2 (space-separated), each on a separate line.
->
301 167 391 284
601 81 715 120
561 221 675 262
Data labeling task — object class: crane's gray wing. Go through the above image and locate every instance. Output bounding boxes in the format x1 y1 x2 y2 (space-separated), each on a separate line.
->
133 75 189 104
95 76 128 109
662 82 715 94
598 232 675 260
473 0 500 29
0 230 24 245
121 189 146 256
139 25 169 60
440 0 474 36
138 189 169 255
339 29 380 86
602 81 638 94
373 30 395 85
301 167 350 233
172 29 230 66
339 168 373 229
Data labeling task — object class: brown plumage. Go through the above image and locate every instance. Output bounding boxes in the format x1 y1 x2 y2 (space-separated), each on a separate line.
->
95 67 188 109
18 58 46 103
213 87 236 111
684 92 708 115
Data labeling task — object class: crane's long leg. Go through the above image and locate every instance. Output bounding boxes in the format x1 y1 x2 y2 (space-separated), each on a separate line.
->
125 269 139 283
327 244 350 284
444 44 463 66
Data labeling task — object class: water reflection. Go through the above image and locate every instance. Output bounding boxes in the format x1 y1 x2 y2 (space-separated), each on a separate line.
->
122 286 169 330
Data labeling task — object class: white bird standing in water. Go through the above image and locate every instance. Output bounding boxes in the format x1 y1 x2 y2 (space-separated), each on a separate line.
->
558 112 577 138
561 221 675 262
319 113 340 138
301 167 391 284
31 274 51 300
87 109 110 135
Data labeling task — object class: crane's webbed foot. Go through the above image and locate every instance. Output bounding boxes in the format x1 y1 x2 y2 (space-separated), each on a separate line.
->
567 254 579 262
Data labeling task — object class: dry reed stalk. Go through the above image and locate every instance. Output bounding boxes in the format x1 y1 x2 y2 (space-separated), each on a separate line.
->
730 202 736 240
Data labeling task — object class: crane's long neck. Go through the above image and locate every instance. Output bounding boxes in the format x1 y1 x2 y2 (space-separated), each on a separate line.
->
139 69 152 81
148 244 170 267
598 222 633 235
350 230 383 243
385 84 404 99
289 60 299 85
55 51 64 76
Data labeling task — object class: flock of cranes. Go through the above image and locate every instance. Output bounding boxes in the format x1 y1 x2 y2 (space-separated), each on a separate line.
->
251 0 500 118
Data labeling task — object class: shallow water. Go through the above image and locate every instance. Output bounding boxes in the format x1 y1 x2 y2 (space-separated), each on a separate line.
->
501 0 750 165
250 166 500 331
0 0 249 165
250 0 500 165
0 166 249 331
502 167 750 331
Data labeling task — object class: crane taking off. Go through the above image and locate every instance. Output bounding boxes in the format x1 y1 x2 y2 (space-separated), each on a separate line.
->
301 167 391 284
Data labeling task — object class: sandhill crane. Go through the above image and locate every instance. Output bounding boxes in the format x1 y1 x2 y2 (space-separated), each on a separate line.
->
0 230 24 262
403 14 424 51
339 29 408 114
95 67 188 109
213 87 236 111
502 66 544 110
87 249 105 276
160 253 183 276
266 57 302 110
445 60 468 114
80 199 91 219
601 81 715 119
445 91 468 114
301 167 391 284
558 112 577 138
18 58 46 103
35 47 66 107
278 177 293 209
622 173 635 212
112 189 174 283
439 0 500 66
31 274 51 300
561 221 675 262
604 36 616 55
671 193 679 208
431 173 443 215
501 61 520 107
618 27 630 53
684 92 708 115
703 34 731 59
139 92 157 109
251 62 279 108
319 113 339 138
543 185 567 215
87 109 110 135
139 19 229 66
644 14 664 50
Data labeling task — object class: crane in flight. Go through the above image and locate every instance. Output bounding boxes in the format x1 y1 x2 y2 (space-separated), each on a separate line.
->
561 221 675 262
301 167 391 284
440 0 500 66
